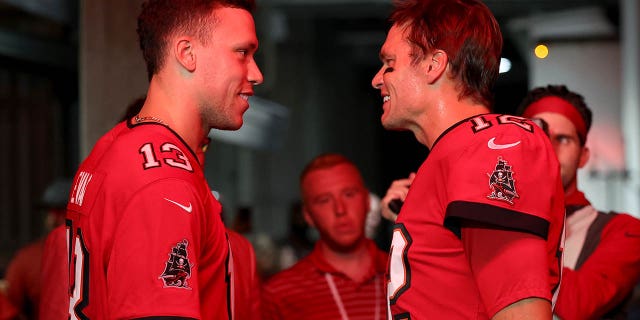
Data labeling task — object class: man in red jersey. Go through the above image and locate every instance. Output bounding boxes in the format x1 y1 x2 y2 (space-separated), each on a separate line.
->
518 85 640 320
372 0 564 319
63 0 263 318
262 153 387 320
4 179 70 320
0 291 18 320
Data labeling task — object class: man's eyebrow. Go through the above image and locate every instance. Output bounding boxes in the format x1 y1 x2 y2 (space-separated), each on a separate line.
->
236 41 258 50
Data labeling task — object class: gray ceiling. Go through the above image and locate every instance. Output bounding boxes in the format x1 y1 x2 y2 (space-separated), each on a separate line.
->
0 0 620 70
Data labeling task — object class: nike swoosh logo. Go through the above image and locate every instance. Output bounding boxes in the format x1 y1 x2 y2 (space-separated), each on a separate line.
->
164 198 193 213
488 137 521 150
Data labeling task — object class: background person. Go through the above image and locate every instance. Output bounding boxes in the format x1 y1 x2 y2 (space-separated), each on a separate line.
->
517 84 640 320
4 178 70 320
261 153 387 320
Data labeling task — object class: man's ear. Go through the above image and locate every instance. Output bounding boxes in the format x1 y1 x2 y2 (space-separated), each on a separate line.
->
175 38 196 72
302 204 316 228
578 146 590 169
425 50 448 84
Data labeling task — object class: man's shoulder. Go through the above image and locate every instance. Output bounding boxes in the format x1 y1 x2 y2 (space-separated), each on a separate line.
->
108 124 185 158
8 239 44 266
227 229 256 258
605 212 640 233
71 124 202 214
90 124 199 182
263 255 316 291
367 240 389 272
437 113 550 155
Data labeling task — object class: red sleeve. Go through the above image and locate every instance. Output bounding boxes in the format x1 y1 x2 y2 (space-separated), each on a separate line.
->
0 292 18 320
40 226 69 320
4 251 26 313
5 241 42 315
555 214 640 319
227 230 261 320
446 123 561 239
249 245 261 320
462 223 551 318
107 179 203 319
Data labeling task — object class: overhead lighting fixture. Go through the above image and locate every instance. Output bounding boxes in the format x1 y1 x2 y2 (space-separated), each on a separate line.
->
499 57 512 73
535 44 549 59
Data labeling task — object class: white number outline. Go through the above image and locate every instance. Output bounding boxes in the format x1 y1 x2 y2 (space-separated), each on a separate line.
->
497 115 534 132
470 115 493 133
161 143 193 172
139 142 194 172
470 115 535 133
67 222 90 320
388 223 413 304
139 143 161 169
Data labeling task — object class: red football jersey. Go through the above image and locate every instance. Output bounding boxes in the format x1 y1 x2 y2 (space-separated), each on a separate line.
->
227 229 261 320
5 239 42 319
387 114 565 319
40 225 68 320
65 121 229 319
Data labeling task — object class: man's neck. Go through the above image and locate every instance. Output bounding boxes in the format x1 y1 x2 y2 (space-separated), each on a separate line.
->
144 76 207 153
319 239 372 282
564 181 578 198
419 93 490 149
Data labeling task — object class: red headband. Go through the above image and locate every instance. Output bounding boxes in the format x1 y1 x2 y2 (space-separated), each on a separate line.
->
522 96 587 143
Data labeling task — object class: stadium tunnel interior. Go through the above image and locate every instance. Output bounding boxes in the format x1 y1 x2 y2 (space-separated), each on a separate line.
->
0 0 638 276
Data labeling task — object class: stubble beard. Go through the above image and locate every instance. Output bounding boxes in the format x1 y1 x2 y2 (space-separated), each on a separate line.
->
200 101 242 131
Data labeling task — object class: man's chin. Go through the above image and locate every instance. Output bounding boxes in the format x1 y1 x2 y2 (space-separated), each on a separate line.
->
218 120 243 131
381 113 398 130
382 119 404 131
328 236 364 253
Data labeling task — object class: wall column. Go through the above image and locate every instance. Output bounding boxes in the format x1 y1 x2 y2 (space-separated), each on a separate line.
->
621 0 640 216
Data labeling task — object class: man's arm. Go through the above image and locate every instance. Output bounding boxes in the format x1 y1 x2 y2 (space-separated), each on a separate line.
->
494 298 551 320
462 222 553 320
40 226 69 320
554 214 640 319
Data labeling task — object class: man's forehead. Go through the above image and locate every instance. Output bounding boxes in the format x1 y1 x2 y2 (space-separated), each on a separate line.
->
379 25 412 56
534 112 579 133
303 164 363 186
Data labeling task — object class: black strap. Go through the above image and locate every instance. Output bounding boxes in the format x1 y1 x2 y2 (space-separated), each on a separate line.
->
574 211 617 269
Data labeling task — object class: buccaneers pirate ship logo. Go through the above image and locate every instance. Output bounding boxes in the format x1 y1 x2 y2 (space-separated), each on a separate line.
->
486 157 519 205
159 239 192 289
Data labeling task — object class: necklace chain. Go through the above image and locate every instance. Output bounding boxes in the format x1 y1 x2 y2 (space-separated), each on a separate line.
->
134 114 167 126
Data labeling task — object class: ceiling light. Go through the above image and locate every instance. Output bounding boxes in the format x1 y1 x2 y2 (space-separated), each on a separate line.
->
499 57 512 73
535 44 549 59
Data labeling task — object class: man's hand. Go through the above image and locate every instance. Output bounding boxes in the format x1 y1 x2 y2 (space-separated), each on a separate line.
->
381 173 416 222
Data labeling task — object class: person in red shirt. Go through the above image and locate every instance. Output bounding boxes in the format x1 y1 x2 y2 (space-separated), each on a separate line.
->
518 84 640 320
62 0 263 318
262 153 387 320
226 229 261 320
0 291 18 320
3 178 70 320
372 0 564 318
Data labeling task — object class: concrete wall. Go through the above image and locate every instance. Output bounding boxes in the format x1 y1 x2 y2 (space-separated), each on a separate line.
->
80 0 147 157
